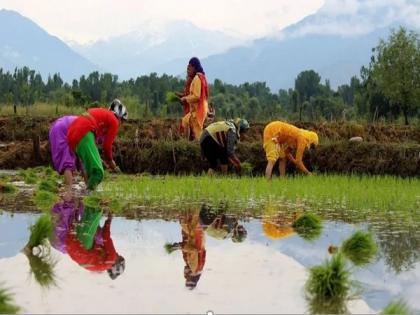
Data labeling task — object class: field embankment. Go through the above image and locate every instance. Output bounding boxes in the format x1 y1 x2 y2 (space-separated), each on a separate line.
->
0 116 419 176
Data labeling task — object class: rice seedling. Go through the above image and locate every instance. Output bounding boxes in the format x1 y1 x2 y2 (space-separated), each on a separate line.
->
99 174 420 214
292 213 323 241
164 242 182 254
0 182 16 194
165 91 180 104
38 179 58 193
33 190 59 212
17 168 38 184
23 250 58 289
381 299 411 315
25 214 54 249
306 253 350 314
341 230 378 266
0 285 20 314
241 162 254 176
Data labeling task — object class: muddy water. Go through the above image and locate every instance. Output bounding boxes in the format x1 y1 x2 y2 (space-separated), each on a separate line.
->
1 204 420 314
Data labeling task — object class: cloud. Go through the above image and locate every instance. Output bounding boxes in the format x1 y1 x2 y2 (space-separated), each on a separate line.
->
286 0 420 37
0 0 323 43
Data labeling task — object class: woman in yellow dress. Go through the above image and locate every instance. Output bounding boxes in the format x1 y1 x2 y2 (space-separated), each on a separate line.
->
180 57 209 140
263 121 319 179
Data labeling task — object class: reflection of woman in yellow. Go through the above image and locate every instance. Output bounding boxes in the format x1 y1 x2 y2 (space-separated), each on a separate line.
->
165 210 206 290
262 205 301 240
263 121 319 179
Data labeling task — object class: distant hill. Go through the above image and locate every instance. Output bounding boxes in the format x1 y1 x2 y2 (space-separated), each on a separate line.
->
202 0 419 90
0 9 99 81
71 21 246 79
202 28 390 90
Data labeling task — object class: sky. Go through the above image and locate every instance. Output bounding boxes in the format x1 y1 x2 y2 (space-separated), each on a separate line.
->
0 0 324 44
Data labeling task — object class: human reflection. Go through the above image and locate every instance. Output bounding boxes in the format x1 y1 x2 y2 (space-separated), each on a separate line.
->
165 209 206 290
50 194 125 280
261 205 300 240
199 203 248 243
262 205 323 241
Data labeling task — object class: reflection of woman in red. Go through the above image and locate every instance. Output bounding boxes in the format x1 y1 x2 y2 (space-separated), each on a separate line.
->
65 207 125 280
165 210 206 290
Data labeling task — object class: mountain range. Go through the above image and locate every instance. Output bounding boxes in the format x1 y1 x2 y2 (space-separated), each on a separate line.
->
0 9 98 81
1 0 419 90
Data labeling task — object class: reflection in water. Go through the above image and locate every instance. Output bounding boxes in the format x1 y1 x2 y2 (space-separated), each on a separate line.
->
199 203 247 243
2 200 420 313
166 209 206 290
375 222 420 274
261 204 324 242
0 285 20 314
22 213 57 289
261 205 298 240
165 204 248 290
50 195 125 280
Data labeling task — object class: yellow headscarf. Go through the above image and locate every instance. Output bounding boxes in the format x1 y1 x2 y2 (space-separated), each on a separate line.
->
301 130 319 148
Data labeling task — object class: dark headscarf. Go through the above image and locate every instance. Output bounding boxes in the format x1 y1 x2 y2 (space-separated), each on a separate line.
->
189 57 205 75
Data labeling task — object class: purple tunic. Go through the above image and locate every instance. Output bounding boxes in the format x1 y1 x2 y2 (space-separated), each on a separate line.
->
49 116 77 174
51 200 84 253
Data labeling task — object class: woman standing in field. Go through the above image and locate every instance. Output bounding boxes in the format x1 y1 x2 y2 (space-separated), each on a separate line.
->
263 121 319 179
179 57 209 140
67 99 127 191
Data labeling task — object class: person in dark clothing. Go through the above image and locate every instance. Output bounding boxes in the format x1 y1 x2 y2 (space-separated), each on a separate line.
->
200 118 250 175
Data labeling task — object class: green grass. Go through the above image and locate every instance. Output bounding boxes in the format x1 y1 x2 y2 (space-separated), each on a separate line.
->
0 286 20 314
341 230 378 266
0 102 84 116
99 174 420 214
381 300 411 315
292 213 323 241
306 253 350 314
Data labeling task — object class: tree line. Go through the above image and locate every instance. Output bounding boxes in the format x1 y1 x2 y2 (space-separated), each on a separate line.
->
0 27 419 124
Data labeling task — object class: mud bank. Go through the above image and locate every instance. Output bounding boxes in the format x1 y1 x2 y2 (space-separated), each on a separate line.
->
0 116 419 176
1 138 419 177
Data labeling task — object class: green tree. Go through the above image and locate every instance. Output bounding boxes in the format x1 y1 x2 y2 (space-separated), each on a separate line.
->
295 70 321 121
372 27 420 125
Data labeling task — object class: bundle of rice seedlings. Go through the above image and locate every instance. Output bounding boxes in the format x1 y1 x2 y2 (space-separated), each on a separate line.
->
342 230 377 266
292 212 322 241
241 162 253 176
0 182 16 194
38 179 58 193
164 242 182 254
165 91 180 104
0 286 20 314
84 195 102 209
18 169 38 184
381 299 411 315
33 190 58 212
306 253 350 314
24 251 57 289
26 214 54 249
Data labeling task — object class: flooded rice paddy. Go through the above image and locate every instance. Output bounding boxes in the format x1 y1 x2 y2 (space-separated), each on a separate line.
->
1 194 419 314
